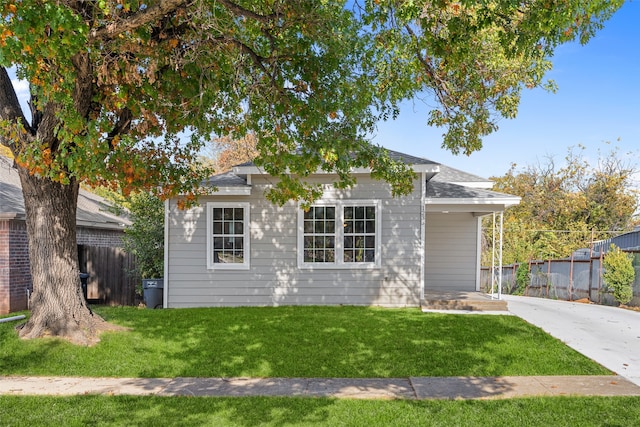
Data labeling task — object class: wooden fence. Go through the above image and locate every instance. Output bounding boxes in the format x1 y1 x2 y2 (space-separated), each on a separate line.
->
78 245 140 306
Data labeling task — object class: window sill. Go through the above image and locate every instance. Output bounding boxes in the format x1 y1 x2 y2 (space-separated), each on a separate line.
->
297 263 380 270
207 264 251 271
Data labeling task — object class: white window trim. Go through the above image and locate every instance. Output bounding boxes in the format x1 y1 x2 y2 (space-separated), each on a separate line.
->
206 202 251 270
297 200 381 270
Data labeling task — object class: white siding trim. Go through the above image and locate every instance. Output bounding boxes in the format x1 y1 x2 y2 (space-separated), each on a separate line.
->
475 216 482 291
163 199 170 308
426 197 520 207
297 200 382 270
206 202 251 270
420 172 426 301
212 187 252 196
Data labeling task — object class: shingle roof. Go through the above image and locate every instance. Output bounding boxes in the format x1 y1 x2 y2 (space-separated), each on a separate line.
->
203 171 249 187
0 158 23 215
426 181 515 200
386 149 439 166
232 148 440 169
432 164 490 184
0 156 130 229
206 149 518 205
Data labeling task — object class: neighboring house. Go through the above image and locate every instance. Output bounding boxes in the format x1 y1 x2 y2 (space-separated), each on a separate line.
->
590 228 640 256
164 150 520 308
0 156 134 314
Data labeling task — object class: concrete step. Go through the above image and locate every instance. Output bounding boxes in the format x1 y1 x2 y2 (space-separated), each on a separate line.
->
422 292 508 312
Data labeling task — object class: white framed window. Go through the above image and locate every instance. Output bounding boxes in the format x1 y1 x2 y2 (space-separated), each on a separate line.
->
206 202 250 270
297 200 381 269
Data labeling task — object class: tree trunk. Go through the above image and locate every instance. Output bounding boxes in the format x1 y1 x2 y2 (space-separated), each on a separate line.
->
16 165 109 345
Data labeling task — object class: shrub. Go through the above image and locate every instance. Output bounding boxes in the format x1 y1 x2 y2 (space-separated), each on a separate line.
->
123 192 164 279
603 244 635 305
514 263 530 295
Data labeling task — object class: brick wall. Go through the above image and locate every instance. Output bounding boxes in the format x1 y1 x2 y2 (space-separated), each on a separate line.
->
0 220 31 315
0 220 10 315
77 227 125 248
9 220 31 313
0 221 127 315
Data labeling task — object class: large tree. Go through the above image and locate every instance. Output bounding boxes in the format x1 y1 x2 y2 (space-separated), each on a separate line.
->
0 1 622 344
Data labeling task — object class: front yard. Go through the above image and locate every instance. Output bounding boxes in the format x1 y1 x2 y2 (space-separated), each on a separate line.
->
0 306 609 378
4 306 639 426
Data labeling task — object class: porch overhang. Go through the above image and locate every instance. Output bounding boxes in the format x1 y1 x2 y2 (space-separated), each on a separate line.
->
425 181 520 214
425 199 520 214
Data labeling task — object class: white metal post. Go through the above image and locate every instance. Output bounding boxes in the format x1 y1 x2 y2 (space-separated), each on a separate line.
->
491 212 496 299
498 211 504 300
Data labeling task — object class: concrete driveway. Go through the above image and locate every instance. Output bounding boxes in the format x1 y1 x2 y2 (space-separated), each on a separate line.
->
505 295 640 386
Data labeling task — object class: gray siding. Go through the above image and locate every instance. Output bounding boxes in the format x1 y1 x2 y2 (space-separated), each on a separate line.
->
167 175 423 307
424 212 479 291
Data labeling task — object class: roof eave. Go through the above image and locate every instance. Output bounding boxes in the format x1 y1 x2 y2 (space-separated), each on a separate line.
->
209 186 252 196
426 197 521 207
233 164 440 176
0 212 21 220
75 220 128 230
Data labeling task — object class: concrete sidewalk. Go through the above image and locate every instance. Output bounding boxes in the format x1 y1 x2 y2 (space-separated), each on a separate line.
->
2 375 640 400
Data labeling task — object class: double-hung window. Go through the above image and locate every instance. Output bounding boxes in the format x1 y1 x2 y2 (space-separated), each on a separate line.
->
206 202 250 270
298 200 381 268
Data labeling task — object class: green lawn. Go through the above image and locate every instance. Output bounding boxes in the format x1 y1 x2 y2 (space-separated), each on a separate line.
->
0 306 610 378
2 395 640 426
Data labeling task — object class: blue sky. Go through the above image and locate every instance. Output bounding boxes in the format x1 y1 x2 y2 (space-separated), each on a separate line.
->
373 1 640 179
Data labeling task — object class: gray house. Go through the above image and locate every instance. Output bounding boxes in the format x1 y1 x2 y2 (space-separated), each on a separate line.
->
164 150 520 308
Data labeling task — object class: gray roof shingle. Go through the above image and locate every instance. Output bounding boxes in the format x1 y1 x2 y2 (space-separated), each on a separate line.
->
0 156 130 229
232 148 439 169
426 181 514 200
386 149 439 166
432 165 489 184
203 171 249 187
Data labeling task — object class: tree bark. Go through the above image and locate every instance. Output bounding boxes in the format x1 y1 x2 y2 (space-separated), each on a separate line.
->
16 165 110 345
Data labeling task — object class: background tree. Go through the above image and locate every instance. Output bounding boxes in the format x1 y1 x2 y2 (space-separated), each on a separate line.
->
205 133 259 173
0 1 623 344
487 146 638 264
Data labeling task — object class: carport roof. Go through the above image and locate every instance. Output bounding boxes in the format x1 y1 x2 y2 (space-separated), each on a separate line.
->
426 181 520 206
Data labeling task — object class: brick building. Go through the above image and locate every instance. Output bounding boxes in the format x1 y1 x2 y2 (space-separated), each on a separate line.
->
0 156 133 314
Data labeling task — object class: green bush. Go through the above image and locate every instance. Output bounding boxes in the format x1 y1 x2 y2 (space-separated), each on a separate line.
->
123 192 165 279
513 263 530 295
603 244 635 305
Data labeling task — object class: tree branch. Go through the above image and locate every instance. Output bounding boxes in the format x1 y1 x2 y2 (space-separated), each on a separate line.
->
215 0 278 23
89 0 187 41
0 68 29 127
106 108 133 150
0 67 33 153
403 24 452 112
